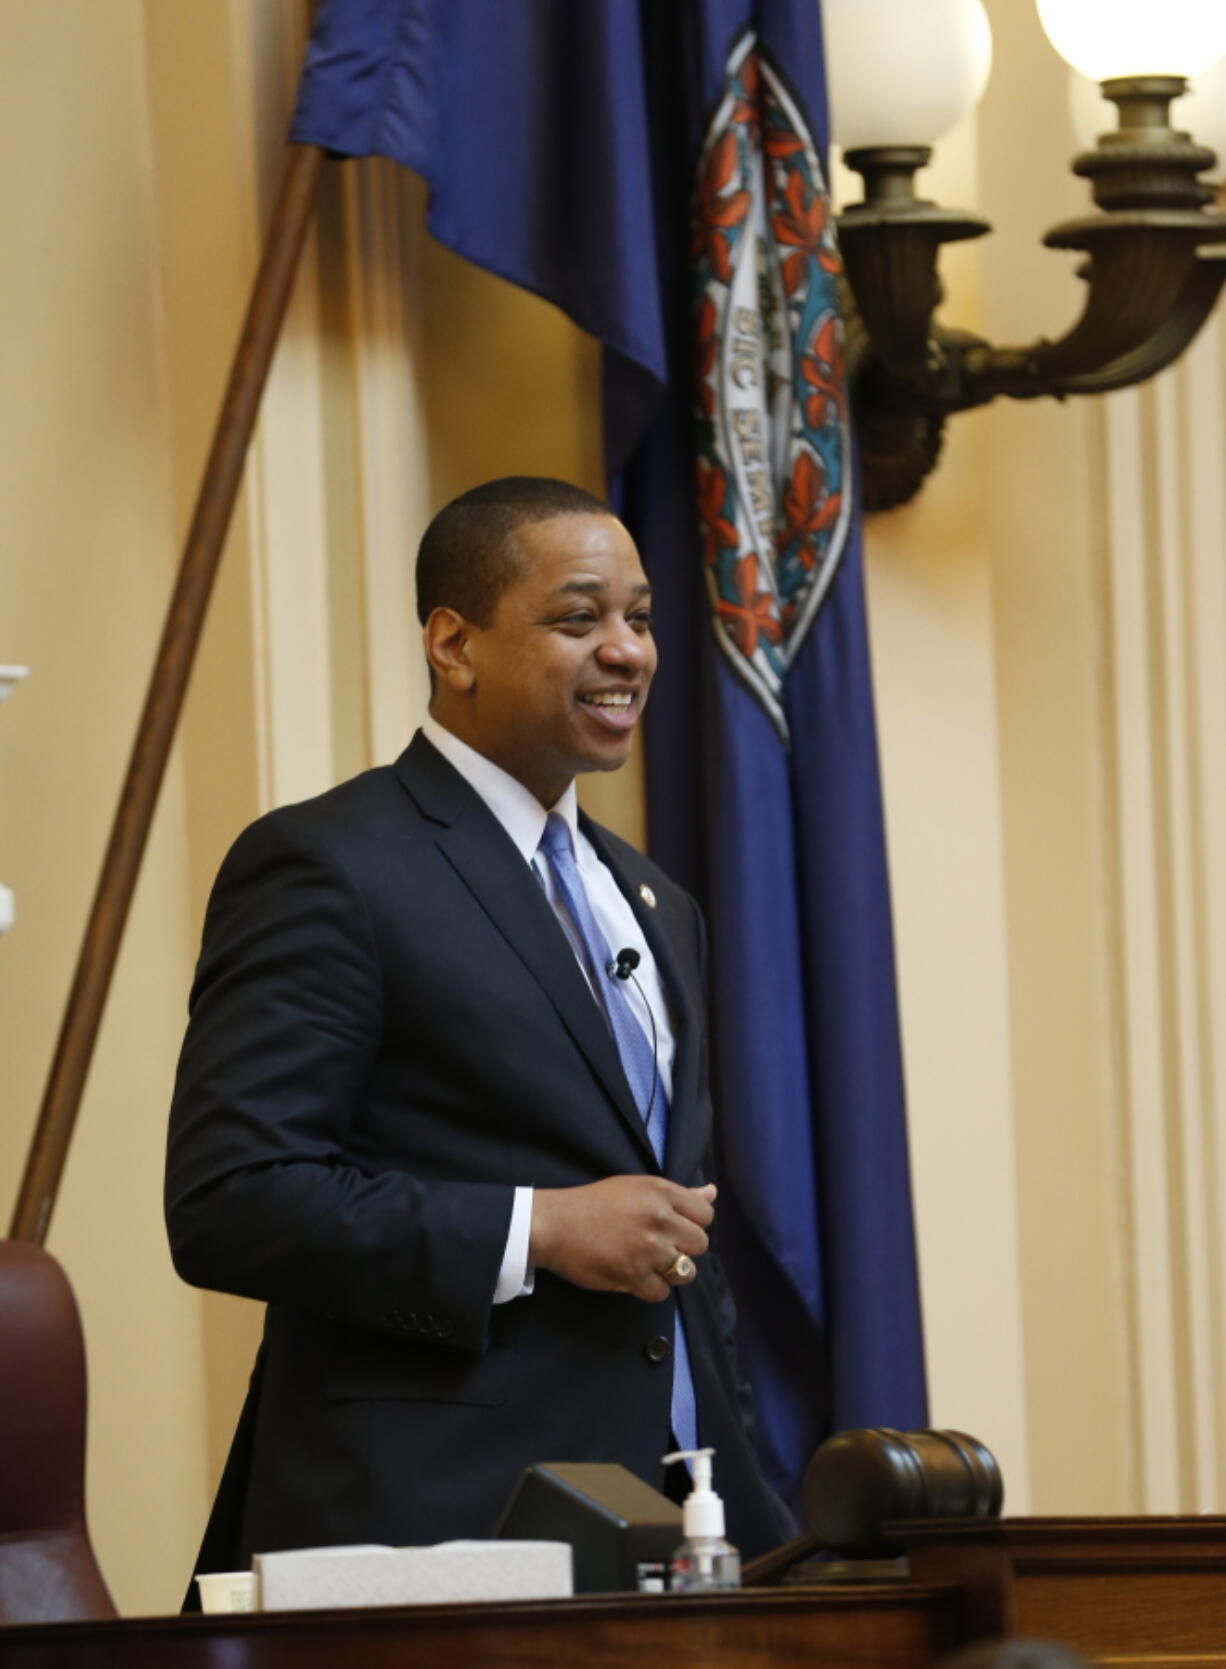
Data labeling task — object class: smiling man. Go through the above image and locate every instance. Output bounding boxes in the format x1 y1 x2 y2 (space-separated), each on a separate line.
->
165 477 791 1580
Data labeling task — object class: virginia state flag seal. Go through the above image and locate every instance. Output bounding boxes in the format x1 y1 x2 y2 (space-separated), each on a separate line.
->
691 31 852 742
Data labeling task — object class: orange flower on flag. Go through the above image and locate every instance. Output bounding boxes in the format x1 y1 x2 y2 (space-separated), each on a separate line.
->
763 115 804 163
780 450 842 569
729 51 761 130
772 167 827 249
692 132 750 283
801 313 844 431
716 554 783 657
695 459 739 566
772 169 841 295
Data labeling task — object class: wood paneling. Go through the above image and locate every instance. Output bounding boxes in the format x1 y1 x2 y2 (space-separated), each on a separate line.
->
0 1584 962 1669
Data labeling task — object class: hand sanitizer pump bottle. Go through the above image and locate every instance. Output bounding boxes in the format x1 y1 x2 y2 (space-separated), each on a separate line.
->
661 1448 741 1592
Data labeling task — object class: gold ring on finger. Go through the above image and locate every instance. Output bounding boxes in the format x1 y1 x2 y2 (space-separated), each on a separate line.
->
662 1252 695 1283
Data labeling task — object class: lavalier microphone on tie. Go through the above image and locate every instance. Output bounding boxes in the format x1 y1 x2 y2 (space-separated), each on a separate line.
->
607 948 659 1131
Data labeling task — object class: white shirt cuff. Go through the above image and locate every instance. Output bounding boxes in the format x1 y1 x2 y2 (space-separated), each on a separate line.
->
493 1185 535 1304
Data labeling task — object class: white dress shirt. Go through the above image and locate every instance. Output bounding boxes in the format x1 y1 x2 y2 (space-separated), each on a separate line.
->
420 714 677 1302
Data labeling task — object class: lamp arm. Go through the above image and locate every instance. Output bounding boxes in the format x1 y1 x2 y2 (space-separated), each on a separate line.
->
849 247 1225 511
954 229 1226 401
1052 251 1226 394
846 248 1224 510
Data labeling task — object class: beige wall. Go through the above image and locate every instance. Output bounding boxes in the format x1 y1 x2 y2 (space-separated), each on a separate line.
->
0 0 213 1615
2 0 1224 1617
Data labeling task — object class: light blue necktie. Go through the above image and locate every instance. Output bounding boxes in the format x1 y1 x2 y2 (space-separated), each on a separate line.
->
537 812 698 1453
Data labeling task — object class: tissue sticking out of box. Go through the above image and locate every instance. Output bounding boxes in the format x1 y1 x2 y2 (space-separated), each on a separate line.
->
254 1540 573 1611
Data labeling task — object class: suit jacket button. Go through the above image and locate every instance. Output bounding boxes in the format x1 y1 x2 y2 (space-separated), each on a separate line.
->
644 1335 671 1364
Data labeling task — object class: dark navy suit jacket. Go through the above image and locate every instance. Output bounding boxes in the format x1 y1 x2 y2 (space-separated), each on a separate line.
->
166 732 790 1565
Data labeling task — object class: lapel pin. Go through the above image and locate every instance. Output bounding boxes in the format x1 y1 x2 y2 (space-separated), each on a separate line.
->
639 884 657 909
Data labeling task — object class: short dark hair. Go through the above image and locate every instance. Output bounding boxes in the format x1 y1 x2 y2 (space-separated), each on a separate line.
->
415 477 614 627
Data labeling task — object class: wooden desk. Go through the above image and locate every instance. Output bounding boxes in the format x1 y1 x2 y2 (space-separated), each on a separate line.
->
10 1518 1226 1667
0 1582 962 1669
903 1517 1226 1667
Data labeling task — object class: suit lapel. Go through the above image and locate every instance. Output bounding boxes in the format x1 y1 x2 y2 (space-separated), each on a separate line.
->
394 736 657 1169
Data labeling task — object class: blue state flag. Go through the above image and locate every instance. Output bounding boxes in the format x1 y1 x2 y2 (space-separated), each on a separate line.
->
292 0 927 1506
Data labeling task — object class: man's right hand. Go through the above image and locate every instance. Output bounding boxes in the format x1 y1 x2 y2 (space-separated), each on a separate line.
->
528 1176 716 1302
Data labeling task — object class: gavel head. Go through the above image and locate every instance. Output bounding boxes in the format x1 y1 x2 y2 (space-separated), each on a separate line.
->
802 1427 1004 1558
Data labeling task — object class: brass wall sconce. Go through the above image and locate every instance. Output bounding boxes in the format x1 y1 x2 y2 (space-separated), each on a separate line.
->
824 0 1226 510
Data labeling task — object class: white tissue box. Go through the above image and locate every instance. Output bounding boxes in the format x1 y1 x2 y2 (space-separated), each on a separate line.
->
254 1539 573 1611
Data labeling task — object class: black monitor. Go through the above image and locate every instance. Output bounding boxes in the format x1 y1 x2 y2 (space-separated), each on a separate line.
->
495 1462 682 1594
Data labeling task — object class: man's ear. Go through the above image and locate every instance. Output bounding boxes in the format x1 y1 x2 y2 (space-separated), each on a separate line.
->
423 607 477 693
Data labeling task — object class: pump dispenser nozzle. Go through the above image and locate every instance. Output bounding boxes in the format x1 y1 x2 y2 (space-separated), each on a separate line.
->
662 1448 725 1538
661 1448 741 1591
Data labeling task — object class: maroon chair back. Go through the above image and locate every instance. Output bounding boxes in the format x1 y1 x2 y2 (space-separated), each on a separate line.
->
0 1239 117 1623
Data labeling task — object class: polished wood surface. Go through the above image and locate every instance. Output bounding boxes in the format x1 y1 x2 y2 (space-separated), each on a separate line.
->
903 1516 1226 1663
0 1582 962 1669
10 1517 1226 1666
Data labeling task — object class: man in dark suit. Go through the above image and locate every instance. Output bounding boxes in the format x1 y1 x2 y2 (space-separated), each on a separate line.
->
166 477 791 1571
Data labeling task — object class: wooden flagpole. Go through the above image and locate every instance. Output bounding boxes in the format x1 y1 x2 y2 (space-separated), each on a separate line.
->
9 143 326 1245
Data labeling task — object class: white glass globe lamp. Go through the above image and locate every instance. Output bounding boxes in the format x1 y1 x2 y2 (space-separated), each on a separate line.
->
822 0 993 150
1036 0 1226 81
